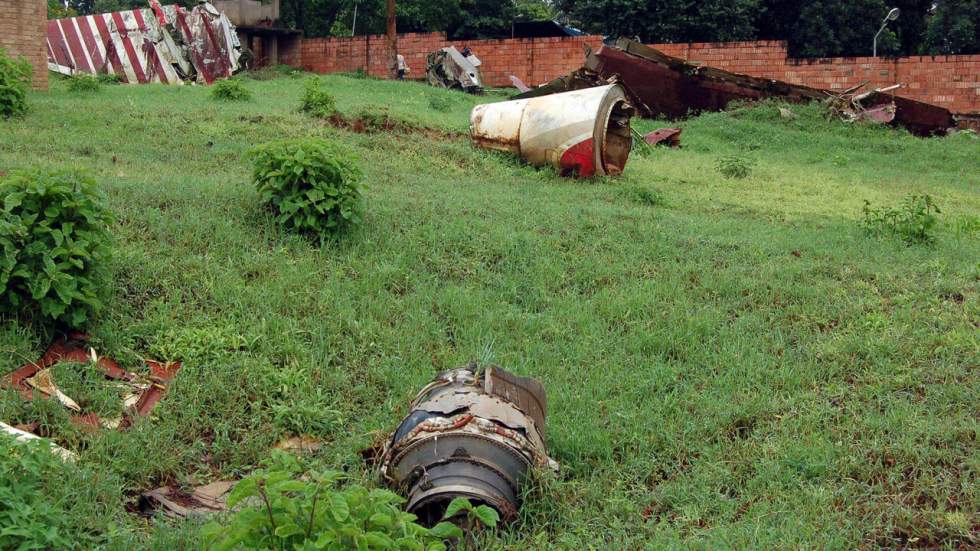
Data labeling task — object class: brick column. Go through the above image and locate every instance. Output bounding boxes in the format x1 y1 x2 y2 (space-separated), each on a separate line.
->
0 0 48 90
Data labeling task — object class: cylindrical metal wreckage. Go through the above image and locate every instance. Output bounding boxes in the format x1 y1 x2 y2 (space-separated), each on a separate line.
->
469 84 634 177
380 364 554 525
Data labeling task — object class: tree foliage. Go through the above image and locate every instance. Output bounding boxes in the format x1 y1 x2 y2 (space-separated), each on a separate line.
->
923 0 980 54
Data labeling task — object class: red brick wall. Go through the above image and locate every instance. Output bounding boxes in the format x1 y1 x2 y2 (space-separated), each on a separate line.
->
0 0 48 90
295 33 980 115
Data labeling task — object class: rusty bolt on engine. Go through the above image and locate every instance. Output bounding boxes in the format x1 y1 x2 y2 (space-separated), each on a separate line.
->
380 362 556 526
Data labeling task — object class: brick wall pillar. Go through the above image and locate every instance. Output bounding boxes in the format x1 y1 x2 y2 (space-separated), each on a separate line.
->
0 0 48 90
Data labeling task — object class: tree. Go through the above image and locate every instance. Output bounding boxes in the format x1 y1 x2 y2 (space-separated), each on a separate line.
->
923 0 980 54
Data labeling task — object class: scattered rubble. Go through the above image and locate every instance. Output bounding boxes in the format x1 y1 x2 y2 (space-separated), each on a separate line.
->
470 84 634 177
46 1 242 85
427 46 483 93
2 332 181 431
139 480 237 517
515 38 955 136
1 421 78 462
380 363 555 525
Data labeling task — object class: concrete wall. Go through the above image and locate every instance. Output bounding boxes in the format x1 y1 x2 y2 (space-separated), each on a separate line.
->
296 32 980 115
0 0 48 90
212 0 280 26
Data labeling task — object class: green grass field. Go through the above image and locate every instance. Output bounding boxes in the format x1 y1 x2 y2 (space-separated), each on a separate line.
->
0 72 978 550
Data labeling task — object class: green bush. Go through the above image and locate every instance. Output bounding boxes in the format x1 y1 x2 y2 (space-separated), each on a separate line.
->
65 74 102 93
96 73 123 85
0 433 122 550
252 138 361 238
299 77 337 118
0 47 32 118
202 451 466 550
0 169 112 326
716 154 753 179
211 78 253 101
427 94 452 112
862 194 941 245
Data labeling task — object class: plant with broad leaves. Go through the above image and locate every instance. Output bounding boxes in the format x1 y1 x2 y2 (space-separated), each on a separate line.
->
862 194 941 245
0 169 112 327
441 496 500 532
251 138 362 239
211 78 253 101
0 47 32 118
299 77 337 118
201 450 464 550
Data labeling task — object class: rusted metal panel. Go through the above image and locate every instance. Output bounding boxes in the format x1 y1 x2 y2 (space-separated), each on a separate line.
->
524 39 954 136
46 2 241 85
644 127 682 147
470 84 634 177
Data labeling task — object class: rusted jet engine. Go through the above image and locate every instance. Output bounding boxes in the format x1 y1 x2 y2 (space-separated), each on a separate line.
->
380 364 553 525
469 84 634 177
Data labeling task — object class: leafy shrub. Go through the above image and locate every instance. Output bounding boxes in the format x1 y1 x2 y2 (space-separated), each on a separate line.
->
428 94 452 112
0 47 32 118
621 185 665 207
299 77 337 118
65 74 102 93
862 194 941 245
716 154 752 179
0 169 112 326
0 433 123 550
202 451 466 550
211 78 253 101
252 138 361 238
96 73 123 85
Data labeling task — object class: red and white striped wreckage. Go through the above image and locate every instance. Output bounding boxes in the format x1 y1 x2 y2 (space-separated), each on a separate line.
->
46 1 242 85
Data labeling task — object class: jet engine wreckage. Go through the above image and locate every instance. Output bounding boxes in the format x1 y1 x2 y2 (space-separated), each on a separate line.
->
380 363 556 525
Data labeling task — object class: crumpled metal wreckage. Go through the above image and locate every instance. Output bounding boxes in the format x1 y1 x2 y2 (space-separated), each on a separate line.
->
470 84 634 177
2 332 181 432
380 363 556 525
46 1 241 85
427 46 484 94
513 38 955 137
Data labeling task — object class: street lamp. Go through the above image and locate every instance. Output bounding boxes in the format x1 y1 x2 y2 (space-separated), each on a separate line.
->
873 7 900 57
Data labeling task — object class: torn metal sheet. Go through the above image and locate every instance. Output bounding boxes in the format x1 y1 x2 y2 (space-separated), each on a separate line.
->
471 84 634 177
522 38 954 136
644 127 682 147
1 421 77 462
509 75 530 93
380 363 555 526
427 46 483 93
2 333 180 431
46 1 241 85
139 480 236 517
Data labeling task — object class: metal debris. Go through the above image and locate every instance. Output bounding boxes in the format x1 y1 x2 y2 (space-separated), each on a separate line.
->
643 127 682 147
46 1 242 85
427 46 483 93
1 421 78 462
139 480 237 517
517 38 954 136
827 83 902 125
380 363 555 525
470 84 634 177
2 332 181 430
274 435 323 453
509 75 530 93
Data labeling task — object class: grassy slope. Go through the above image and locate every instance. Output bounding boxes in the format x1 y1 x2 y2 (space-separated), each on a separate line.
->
0 73 978 550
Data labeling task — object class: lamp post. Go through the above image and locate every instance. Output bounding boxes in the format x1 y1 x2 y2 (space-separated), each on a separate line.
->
873 7 900 57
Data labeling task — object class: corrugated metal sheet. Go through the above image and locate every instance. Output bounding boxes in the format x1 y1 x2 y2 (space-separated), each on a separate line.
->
46 2 241 85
